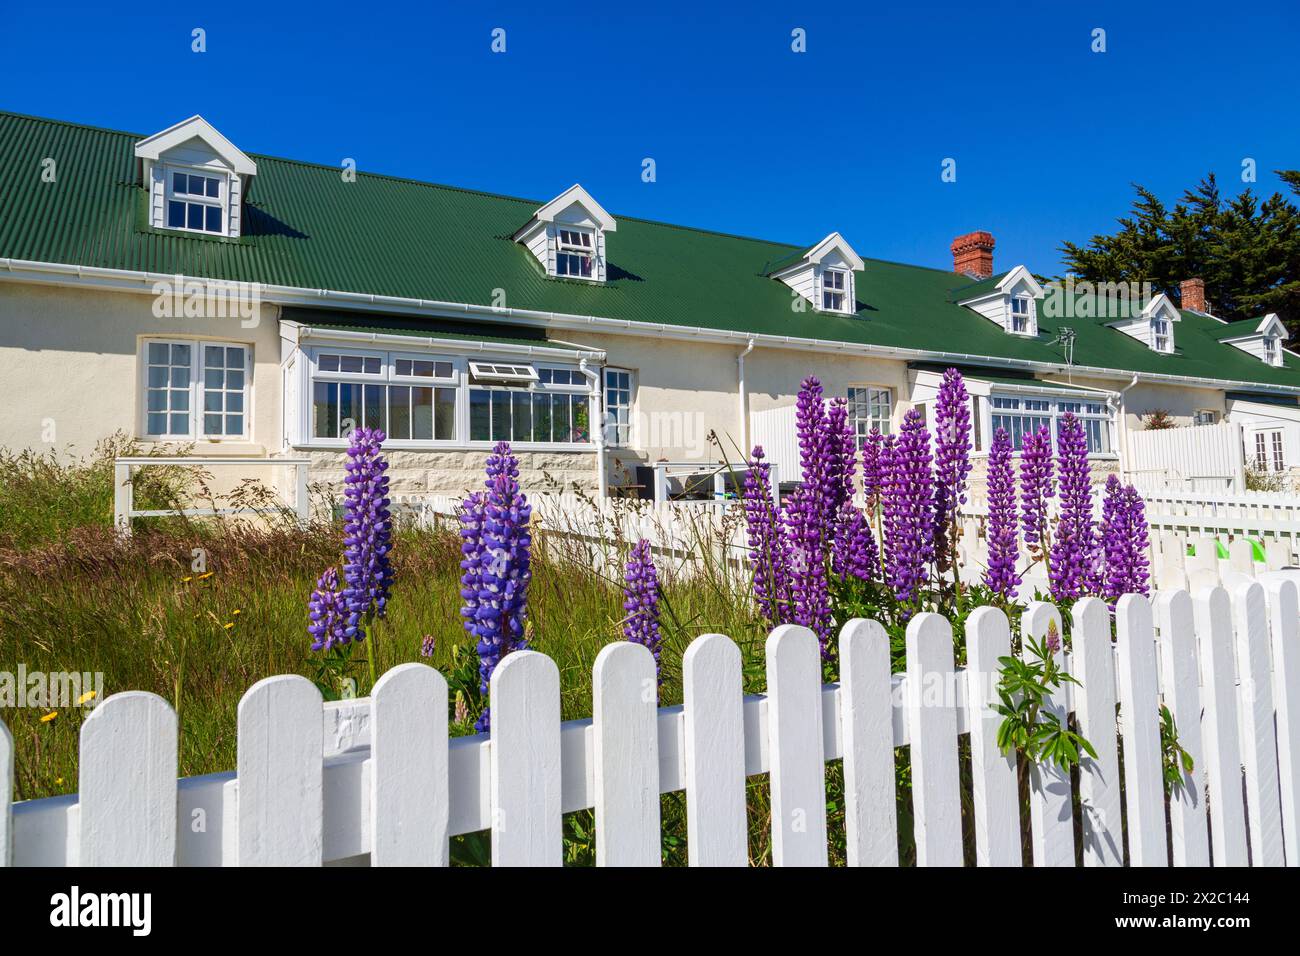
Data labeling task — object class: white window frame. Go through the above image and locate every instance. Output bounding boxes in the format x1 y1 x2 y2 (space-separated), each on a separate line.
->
603 367 635 447
163 164 228 236
1194 409 1219 426
989 391 1114 455
300 345 595 451
468 361 540 384
1263 335 1280 366
1151 315 1172 353
141 338 250 441
847 385 893 438
821 268 850 313
1009 294 1034 334
554 227 597 280
1252 430 1286 472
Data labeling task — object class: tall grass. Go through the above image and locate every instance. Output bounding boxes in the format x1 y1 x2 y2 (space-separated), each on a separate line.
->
0 445 900 864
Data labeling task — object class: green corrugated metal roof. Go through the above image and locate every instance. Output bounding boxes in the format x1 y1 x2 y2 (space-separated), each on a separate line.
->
281 307 595 352
947 274 1007 301
3 110 1300 392
1209 320 1266 340
909 363 1098 392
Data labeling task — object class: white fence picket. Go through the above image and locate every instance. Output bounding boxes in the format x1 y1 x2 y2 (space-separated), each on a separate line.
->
237 675 324 866
78 691 177 867
905 612 962 867
1022 602 1074 867
1115 595 1168 866
838 618 898 867
1071 597 1124 867
1232 581 1285 866
682 633 747 866
0 718 11 867
1156 591 1210 867
766 625 828 866
593 642 661 867
371 663 448 867
1193 587 1250 865
490 650 561 867
964 607 1020 866
1262 578 1300 867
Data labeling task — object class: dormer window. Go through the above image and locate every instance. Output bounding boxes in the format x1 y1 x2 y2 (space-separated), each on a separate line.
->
514 185 616 283
822 269 848 311
1152 315 1172 353
166 169 226 234
1010 295 1032 333
1264 335 1280 365
135 116 256 239
556 228 595 278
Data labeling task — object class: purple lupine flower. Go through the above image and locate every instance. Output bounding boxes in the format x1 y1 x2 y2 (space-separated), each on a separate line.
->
1019 424 1055 559
1049 413 1094 602
861 429 885 515
784 483 834 658
823 396 857 518
307 566 350 652
742 446 792 626
623 538 664 680
420 634 437 658
932 369 972 573
795 376 829 494
341 427 393 641
881 408 935 604
982 427 1020 600
1101 477 1152 600
462 441 533 733
831 503 879 582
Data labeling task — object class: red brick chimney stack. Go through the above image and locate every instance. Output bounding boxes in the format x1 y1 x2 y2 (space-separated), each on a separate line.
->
951 231 996 280
1180 277 1206 312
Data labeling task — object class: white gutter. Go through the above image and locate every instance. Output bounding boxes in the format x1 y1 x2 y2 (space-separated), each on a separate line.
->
5 256 1300 398
578 359 607 502
288 321 606 360
737 337 755 455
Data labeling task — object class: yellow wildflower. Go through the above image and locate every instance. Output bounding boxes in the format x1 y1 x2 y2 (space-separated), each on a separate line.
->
224 622 235 630
76 690 97 705
197 571 215 580
40 711 58 723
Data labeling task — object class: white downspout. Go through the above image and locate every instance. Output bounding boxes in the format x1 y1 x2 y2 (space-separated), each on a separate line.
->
738 337 755 455
579 359 608 501
1117 372 1140 480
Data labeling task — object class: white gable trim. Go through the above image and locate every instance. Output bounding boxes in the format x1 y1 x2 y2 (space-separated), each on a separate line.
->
1139 292 1182 322
529 184 617 232
993 265 1044 299
134 116 257 177
804 232 865 271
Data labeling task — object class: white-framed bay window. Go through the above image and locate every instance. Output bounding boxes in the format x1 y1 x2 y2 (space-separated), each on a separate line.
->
603 367 633 446
989 392 1113 454
302 344 595 449
847 385 892 438
142 339 249 439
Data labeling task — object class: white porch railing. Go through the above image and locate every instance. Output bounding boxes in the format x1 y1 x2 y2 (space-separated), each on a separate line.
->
4 581 1298 866
112 457 312 533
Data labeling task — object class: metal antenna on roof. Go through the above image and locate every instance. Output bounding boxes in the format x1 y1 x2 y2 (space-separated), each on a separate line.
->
1048 327 1077 381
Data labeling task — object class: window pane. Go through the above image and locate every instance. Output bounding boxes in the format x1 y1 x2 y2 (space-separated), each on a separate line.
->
228 391 243 413
171 388 189 411
364 384 384 430
206 176 219 198
148 412 167 434
226 369 243 391
205 368 224 390
512 392 533 442
388 385 412 440
338 383 362 436
147 390 166 412
395 359 412 377
436 361 453 378
364 357 382 375
410 387 433 440
314 382 339 438
490 392 511 441
572 395 590 441
532 393 552 443
168 201 185 228
170 413 189 434
469 390 490 441
318 354 340 372
205 206 221 233
187 203 203 230
204 413 222 435
339 355 363 373
435 387 456 440
204 390 223 412
173 172 187 193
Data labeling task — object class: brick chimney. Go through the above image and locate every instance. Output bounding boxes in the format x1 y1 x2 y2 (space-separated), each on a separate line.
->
951 231 996 280
1180 277 1206 312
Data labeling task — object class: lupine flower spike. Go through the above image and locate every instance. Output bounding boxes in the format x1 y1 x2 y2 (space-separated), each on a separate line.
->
623 538 664 681
983 427 1020 601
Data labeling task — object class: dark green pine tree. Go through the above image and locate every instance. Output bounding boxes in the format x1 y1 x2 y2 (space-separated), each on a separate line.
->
1059 172 1300 336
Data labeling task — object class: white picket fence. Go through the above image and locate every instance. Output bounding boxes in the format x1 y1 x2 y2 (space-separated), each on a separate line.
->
4 580 1298 866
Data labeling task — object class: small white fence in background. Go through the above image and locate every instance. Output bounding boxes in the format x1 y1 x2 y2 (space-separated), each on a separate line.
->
1127 421 1246 493
4 580 1298 866
113 456 312 532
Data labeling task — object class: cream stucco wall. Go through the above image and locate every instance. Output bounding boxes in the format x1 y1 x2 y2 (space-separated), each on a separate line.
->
0 282 280 458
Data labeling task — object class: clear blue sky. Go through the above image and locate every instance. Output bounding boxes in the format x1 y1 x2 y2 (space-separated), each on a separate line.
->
3 1 1297 274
